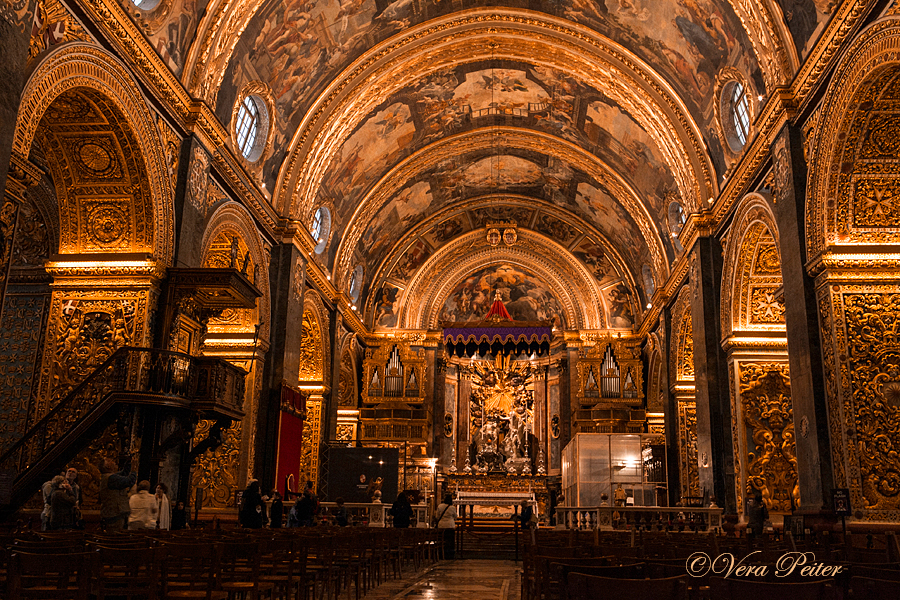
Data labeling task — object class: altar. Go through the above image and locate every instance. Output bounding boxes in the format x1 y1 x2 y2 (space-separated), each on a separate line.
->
445 473 550 520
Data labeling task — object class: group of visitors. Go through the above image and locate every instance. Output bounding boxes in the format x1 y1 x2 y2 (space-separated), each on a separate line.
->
238 480 325 529
40 456 188 531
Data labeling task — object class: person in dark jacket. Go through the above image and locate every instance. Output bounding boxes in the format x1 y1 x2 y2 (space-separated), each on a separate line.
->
99 456 136 530
239 480 267 528
390 491 414 528
291 489 317 527
270 490 284 528
518 499 535 529
171 500 189 530
50 475 77 530
334 497 350 527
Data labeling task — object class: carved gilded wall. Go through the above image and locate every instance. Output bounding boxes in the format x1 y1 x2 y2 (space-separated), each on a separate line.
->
721 199 791 515
810 42 900 521
193 215 268 508
819 285 900 520
671 287 698 498
737 363 798 512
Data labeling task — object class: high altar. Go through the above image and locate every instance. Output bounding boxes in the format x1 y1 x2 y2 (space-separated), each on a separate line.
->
344 293 655 518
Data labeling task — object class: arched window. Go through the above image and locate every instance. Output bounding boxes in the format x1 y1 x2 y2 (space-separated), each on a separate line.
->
719 78 752 153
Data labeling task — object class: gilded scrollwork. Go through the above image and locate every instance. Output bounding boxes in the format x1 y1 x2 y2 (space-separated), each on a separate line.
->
298 309 323 383
297 398 322 490
338 347 356 407
678 400 700 497
739 363 798 512
842 291 900 512
191 419 241 508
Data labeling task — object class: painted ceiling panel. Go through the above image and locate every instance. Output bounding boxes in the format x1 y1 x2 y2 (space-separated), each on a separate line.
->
217 0 764 190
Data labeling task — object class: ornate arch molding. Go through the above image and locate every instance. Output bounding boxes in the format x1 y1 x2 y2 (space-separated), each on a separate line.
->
726 0 797 90
671 285 695 386
397 229 606 331
720 193 784 341
278 9 715 221
14 43 174 267
808 16 900 263
369 193 636 293
199 201 272 344
300 289 331 384
334 127 669 288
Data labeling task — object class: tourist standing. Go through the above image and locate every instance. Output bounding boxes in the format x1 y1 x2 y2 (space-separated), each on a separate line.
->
128 480 159 530
435 494 457 559
156 483 171 530
49 475 77 531
390 491 414 528
99 456 136 530
239 480 267 528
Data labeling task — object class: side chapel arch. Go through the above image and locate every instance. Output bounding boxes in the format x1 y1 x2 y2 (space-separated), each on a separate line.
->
807 16 900 519
189 203 271 507
720 193 796 516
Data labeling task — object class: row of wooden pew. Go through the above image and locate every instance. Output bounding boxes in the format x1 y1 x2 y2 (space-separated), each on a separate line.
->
0 525 443 600
521 529 900 599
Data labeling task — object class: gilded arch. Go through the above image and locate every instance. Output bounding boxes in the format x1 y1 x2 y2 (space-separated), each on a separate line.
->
334 127 670 289
14 43 174 267
807 16 900 519
398 229 608 331
299 290 330 383
671 285 699 499
720 193 784 340
199 201 272 344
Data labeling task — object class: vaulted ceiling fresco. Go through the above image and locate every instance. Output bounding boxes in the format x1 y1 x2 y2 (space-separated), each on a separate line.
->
143 0 829 333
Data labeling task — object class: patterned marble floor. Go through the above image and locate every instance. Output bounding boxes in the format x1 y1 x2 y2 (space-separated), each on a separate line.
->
364 560 521 600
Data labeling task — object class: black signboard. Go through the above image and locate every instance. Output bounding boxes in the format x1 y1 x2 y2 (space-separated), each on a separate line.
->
833 488 851 516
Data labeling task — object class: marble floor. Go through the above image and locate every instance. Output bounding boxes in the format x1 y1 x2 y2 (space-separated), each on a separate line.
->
364 559 522 600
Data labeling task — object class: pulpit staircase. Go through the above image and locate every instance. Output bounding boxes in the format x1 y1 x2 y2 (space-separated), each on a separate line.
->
0 346 245 521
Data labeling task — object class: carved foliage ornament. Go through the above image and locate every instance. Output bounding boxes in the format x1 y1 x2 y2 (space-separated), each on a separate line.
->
298 309 324 383
739 363 799 512
843 291 900 513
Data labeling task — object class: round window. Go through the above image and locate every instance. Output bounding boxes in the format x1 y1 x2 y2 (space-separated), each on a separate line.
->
349 265 364 302
310 207 331 254
234 95 268 162
720 80 751 153
131 0 161 9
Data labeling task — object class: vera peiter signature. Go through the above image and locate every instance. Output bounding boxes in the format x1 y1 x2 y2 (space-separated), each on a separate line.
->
686 551 845 578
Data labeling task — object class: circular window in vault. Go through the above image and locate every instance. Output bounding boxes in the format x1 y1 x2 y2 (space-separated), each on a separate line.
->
234 94 269 162
349 265 364 303
720 79 751 153
310 206 331 254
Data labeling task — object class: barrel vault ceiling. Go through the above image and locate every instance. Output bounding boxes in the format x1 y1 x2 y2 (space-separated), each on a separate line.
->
147 0 833 333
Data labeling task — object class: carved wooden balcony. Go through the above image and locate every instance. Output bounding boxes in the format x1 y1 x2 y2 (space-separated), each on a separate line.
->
0 347 245 511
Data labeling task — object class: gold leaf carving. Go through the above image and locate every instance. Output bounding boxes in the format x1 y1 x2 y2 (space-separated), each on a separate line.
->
739 363 798 512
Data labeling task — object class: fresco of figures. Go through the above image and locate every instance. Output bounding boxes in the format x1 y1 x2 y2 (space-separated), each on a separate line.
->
219 0 770 196
437 263 566 328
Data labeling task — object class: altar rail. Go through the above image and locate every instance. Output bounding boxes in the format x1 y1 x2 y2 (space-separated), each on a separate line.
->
318 502 431 528
455 490 535 505
556 506 724 532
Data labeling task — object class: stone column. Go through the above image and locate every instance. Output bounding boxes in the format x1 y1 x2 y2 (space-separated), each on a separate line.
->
690 237 736 513
256 244 306 487
659 309 680 507
771 124 833 512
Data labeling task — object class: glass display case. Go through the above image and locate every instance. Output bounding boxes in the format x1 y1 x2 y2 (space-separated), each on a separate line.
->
561 433 667 507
